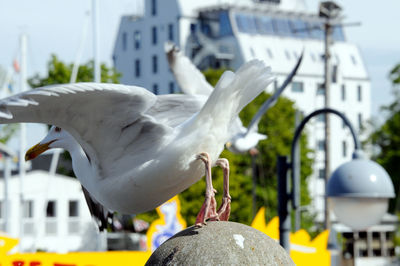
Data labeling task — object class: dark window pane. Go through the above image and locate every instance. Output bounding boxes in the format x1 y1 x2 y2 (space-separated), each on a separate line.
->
151 0 156 16
219 11 233 36
169 82 175 94
122 32 127 51
135 59 141 77
134 31 141 50
153 84 158 95
168 24 174 41
152 55 158 73
46 201 56 217
69 201 79 217
152 26 157 45
291 81 303 92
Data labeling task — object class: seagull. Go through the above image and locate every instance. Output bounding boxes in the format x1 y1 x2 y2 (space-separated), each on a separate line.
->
165 42 303 154
1 60 273 227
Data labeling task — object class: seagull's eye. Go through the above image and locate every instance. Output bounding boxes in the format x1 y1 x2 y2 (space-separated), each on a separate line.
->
55 127 61 132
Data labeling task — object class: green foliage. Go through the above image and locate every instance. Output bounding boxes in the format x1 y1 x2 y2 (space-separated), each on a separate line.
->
370 64 400 212
389 63 400 85
0 124 18 144
28 54 120 88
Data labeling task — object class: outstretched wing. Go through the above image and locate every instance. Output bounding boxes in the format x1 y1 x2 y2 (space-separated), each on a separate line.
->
0 83 173 177
165 42 214 96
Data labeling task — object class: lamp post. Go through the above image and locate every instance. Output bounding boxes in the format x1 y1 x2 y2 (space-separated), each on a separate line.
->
277 107 395 252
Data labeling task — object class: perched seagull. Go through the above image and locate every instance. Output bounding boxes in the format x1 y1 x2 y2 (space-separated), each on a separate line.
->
165 42 303 154
1 60 273 227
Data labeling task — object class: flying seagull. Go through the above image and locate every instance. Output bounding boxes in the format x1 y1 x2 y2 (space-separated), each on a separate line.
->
2 60 273 227
165 42 303 154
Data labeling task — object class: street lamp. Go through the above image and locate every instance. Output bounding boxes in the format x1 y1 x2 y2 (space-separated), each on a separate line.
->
277 108 395 251
327 157 395 230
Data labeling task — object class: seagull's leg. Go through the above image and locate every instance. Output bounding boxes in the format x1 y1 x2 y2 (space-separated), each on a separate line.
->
215 158 231 221
195 152 218 227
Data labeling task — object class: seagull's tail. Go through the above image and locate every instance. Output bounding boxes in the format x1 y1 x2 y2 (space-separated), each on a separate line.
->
189 60 274 142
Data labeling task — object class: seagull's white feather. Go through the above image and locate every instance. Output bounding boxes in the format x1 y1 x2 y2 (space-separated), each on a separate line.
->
3 60 273 214
165 42 214 96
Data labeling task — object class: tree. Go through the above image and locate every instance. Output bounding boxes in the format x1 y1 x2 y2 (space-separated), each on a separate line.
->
29 54 120 88
28 54 121 176
370 62 400 212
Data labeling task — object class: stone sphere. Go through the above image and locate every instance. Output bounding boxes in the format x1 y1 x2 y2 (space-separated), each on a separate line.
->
146 221 294 265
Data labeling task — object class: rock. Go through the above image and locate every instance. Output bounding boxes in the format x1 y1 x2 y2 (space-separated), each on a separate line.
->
146 221 294 265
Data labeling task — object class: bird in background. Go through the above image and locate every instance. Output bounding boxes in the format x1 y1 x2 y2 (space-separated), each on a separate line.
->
0 60 274 228
165 41 303 155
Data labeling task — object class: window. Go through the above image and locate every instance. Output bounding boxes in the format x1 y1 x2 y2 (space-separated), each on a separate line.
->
23 200 34 218
152 55 158 74
310 52 316 62
122 32 127 51
341 84 346 101
273 18 291 36
342 141 347 157
291 81 303 93
0 201 3 219
134 31 141 50
153 84 159 95
317 140 325 151
250 47 256 58
168 24 174 41
284 50 291 60
235 13 257 34
169 82 175 94
46 201 56 217
350 55 357 65
317 114 326 123
317 83 325 95
255 15 274 35
152 26 157 45
151 0 157 16
332 65 338 83
318 168 325 179
332 25 345 41
219 11 233 36
266 48 273 59
290 19 308 38
358 113 363 130
357 85 362 102
307 21 324 40
135 59 141 77
69 201 79 217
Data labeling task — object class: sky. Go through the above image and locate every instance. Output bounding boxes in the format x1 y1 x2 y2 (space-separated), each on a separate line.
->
1 0 399 121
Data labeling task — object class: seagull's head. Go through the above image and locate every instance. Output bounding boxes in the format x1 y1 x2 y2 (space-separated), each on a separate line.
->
25 126 73 161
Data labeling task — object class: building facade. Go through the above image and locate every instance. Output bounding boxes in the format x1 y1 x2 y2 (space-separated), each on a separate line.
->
0 170 96 252
112 0 370 225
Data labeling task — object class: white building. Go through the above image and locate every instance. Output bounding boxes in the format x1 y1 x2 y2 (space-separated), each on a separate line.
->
112 0 370 224
0 170 96 253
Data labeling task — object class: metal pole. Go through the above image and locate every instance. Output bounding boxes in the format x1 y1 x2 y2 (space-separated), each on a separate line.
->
294 111 301 231
323 19 332 230
251 154 257 219
277 156 290 252
92 0 101 83
19 33 27 250
3 155 11 233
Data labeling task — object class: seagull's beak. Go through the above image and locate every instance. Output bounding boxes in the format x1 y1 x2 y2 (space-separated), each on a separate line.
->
225 142 232 149
25 140 55 161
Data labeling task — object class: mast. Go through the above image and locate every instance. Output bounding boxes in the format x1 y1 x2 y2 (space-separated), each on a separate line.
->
18 33 27 250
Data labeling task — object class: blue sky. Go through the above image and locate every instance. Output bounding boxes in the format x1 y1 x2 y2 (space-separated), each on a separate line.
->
1 0 399 120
